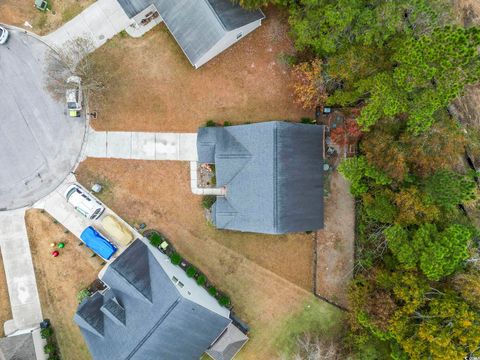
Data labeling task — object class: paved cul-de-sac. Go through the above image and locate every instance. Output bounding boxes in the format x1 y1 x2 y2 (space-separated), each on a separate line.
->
0 29 85 211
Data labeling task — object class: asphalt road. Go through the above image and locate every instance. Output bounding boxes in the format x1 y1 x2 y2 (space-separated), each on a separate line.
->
0 28 85 210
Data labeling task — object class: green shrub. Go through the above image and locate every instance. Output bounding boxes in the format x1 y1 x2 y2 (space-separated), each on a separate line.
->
218 295 231 307
196 275 206 286
278 53 297 66
206 120 217 127
208 286 217 296
48 355 60 360
77 289 91 303
223 121 232 127
40 327 53 339
186 266 196 278
44 343 55 355
170 252 181 265
149 233 162 247
301 117 314 124
202 195 216 209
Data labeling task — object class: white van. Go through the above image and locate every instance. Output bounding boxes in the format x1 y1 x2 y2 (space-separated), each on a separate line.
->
64 184 105 220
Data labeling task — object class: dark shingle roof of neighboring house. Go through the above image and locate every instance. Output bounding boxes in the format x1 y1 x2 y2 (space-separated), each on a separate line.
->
74 240 231 360
116 0 264 66
205 323 248 360
197 121 325 234
0 333 36 360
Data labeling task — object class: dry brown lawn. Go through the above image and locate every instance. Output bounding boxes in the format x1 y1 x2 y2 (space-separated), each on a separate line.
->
89 7 310 132
0 252 12 337
26 209 101 360
76 159 314 290
0 0 93 35
75 159 341 359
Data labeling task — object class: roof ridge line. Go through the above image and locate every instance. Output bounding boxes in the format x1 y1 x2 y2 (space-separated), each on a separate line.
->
125 297 182 360
202 0 228 31
110 263 152 304
273 122 278 233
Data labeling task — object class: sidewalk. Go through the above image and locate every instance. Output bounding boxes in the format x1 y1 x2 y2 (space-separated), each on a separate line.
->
43 0 131 50
0 209 43 335
85 128 198 161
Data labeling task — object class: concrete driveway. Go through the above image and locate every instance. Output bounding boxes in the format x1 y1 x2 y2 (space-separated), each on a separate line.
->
43 0 131 50
0 29 85 210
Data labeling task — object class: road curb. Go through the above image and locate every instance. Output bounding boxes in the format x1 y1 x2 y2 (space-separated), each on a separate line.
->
0 23 56 49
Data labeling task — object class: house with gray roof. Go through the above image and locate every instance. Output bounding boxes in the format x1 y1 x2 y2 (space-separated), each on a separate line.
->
74 239 248 360
197 121 325 234
0 333 36 360
117 0 265 68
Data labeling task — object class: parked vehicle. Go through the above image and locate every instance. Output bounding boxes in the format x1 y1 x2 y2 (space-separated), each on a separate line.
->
0 26 9 45
66 76 82 117
80 226 117 260
101 215 134 247
64 184 105 220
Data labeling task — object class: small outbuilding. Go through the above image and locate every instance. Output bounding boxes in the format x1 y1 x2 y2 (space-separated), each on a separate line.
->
117 0 265 68
197 121 325 234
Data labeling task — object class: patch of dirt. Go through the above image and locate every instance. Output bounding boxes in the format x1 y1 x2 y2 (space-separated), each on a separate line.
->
454 0 480 26
26 209 100 360
451 0 480 129
316 172 355 308
88 7 310 132
0 252 12 337
0 0 93 35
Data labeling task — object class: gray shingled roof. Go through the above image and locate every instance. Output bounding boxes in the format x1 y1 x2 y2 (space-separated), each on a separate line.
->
205 323 248 360
116 0 264 66
0 333 36 360
74 240 231 360
197 122 325 234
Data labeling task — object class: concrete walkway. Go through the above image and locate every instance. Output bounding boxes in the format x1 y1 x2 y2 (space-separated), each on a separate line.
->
43 0 131 50
0 209 42 335
85 128 198 161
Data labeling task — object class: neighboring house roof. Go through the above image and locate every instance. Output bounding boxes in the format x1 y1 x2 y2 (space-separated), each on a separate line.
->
74 240 231 360
0 333 36 360
205 323 248 360
197 121 325 234
116 0 265 66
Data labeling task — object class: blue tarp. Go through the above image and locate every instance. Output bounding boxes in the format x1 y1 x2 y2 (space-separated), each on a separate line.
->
80 226 117 260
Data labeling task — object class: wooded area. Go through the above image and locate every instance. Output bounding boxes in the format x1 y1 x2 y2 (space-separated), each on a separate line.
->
237 0 480 358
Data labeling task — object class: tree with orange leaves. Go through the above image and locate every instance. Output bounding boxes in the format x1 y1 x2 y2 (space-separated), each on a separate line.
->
330 119 362 146
291 59 327 109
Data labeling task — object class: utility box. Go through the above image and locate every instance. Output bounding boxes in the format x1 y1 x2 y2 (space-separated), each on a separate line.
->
35 0 48 11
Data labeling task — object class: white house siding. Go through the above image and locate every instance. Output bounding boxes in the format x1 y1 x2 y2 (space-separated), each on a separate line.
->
194 19 263 68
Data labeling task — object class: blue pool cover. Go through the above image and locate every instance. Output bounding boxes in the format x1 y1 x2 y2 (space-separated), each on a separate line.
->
80 226 117 260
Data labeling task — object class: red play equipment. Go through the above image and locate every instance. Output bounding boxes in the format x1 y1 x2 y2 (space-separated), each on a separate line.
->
51 251 59 257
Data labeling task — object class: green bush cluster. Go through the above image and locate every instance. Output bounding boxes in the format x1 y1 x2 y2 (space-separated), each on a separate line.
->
170 252 181 265
202 195 216 209
149 232 163 247
196 274 206 286
186 266 196 278
77 289 91 303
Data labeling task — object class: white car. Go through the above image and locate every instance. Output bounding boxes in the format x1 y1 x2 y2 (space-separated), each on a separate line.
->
64 184 105 220
0 26 9 45
66 76 83 115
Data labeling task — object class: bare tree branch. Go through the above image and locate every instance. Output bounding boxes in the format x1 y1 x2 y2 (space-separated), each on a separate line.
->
45 37 109 103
